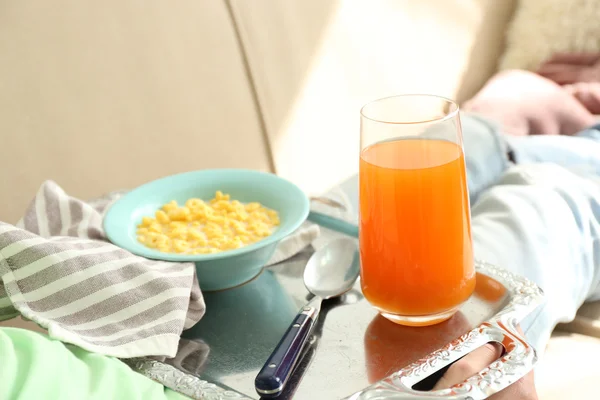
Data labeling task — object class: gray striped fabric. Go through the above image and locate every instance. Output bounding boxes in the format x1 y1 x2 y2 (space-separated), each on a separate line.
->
0 181 204 358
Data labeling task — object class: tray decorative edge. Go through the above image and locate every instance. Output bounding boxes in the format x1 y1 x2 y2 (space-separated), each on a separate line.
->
122 358 252 400
344 260 545 400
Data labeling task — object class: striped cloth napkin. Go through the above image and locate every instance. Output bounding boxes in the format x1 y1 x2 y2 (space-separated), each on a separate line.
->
0 181 319 359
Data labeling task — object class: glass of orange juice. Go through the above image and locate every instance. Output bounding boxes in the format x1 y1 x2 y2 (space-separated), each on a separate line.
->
359 94 475 327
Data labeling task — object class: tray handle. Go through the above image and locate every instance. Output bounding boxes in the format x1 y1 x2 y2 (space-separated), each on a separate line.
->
345 319 537 400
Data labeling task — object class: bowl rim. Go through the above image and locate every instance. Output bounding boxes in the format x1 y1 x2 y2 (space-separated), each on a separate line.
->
103 169 310 262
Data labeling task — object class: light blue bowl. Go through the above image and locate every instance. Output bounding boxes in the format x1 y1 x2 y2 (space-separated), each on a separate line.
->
103 169 310 291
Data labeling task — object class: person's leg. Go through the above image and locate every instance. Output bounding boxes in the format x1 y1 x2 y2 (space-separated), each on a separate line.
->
445 114 512 205
506 126 600 176
461 115 600 205
471 163 600 353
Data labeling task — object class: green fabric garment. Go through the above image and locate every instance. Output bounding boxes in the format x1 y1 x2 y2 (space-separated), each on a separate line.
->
0 327 190 400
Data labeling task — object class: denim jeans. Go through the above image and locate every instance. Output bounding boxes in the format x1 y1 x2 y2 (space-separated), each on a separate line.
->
450 114 600 353
340 114 600 355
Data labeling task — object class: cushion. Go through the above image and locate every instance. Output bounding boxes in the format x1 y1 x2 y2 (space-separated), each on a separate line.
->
500 0 600 71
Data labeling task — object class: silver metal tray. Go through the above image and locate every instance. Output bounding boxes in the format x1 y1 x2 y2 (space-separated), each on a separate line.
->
124 253 544 400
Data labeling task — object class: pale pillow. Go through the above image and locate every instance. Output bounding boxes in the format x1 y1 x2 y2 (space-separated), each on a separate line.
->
500 0 600 71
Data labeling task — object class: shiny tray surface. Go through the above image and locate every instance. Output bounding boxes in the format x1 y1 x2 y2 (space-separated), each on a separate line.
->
126 252 543 400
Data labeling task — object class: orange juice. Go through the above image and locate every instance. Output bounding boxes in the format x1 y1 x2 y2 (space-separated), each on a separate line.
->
359 139 475 325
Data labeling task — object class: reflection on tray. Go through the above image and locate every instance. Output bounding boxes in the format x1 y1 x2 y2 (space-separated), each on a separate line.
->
474 272 507 302
166 338 211 377
364 312 470 384
152 262 521 399
171 269 298 378
364 272 508 385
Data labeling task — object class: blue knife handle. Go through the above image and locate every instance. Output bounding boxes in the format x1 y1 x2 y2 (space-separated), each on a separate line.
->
255 312 314 398
307 211 359 238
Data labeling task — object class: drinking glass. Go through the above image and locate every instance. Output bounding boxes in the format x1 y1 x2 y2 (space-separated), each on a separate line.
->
359 94 475 326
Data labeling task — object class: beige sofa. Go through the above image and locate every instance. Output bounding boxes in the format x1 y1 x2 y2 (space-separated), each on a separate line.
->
0 0 515 223
1 0 598 398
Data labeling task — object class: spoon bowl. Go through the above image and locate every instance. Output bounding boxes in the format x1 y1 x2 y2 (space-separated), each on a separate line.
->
304 238 360 299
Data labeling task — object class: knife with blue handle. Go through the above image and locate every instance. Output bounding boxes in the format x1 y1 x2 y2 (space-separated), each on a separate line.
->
255 298 321 398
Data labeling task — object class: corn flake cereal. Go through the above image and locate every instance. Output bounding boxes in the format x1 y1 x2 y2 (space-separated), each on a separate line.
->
136 191 280 254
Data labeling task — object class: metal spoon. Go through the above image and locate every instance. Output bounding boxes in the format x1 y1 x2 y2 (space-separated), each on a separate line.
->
255 238 360 398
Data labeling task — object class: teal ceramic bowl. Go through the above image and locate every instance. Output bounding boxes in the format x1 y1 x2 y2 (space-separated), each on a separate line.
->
103 169 310 291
